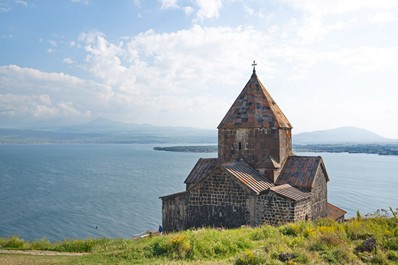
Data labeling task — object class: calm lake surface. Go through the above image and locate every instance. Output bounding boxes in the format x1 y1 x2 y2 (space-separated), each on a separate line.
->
0 144 397 241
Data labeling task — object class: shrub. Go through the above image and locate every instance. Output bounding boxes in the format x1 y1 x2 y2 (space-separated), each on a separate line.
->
387 250 398 261
31 238 53 250
322 246 354 264
170 234 192 259
345 219 372 240
357 210 362 220
1 236 27 249
384 238 398 251
149 239 171 257
280 223 301 236
371 250 389 264
235 250 265 265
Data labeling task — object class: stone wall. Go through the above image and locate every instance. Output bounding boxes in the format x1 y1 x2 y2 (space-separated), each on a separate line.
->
310 168 328 219
255 191 312 226
278 129 293 164
161 192 188 232
256 191 293 226
186 167 254 228
218 127 292 167
294 199 312 221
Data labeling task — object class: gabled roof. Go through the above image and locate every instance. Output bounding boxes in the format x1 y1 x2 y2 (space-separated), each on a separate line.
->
276 156 329 189
327 203 347 220
224 161 274 194
269 184 312 202
184 158 220 184
218 72 292 129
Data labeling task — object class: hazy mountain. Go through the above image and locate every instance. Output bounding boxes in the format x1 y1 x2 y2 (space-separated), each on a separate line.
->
0 118 217 144
1 120 393 145
294 126 391 144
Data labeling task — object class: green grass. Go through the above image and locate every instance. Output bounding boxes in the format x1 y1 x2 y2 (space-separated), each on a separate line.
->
1 216 398 264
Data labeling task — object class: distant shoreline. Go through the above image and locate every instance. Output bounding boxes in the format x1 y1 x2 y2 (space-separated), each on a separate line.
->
153 145 218 153
154 143 398 156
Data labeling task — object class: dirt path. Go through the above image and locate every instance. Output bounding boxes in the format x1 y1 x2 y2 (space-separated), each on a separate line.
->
0 250 87 256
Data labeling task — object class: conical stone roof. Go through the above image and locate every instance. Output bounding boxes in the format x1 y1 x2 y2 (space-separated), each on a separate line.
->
218 71 292 129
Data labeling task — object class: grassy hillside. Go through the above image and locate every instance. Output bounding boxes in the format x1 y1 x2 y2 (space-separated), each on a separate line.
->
1 216 398 264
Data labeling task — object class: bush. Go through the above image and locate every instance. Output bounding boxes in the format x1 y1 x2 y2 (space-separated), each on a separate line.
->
235 250 265 265
31 238 53 250
170 234 192 259
384 238 398 251
345 219 372 240
280 223 301 236
371 250 389 264
387 250 398 261
1 236 27 249
322 246 354 264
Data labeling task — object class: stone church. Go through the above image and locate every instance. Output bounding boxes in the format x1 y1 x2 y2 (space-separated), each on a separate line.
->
161 64 346 232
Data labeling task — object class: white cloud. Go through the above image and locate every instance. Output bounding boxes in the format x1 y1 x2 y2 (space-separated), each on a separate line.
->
243 6 254 17
63 57 74 64
0 1 11 12
184 6 193 15
71 0 91 5
195 0 223 20
0 65 112 123
160 0 178 9
3 1 398 136
15 0 27 7
282 0 398 16
369 12 397 24
48 40 57 47
159 0 225 20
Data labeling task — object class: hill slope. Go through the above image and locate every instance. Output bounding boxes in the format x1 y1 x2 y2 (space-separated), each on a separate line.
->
1 216 397 264
294 126 390 144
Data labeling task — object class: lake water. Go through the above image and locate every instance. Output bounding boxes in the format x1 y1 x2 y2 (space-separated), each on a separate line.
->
0 144 397 241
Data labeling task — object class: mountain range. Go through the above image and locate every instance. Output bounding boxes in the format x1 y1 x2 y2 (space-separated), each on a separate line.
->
0 118 394 144
293 126 393 144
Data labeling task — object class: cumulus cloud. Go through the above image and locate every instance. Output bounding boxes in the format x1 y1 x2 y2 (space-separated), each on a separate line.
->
159 0 225 21
0 65 112 124
195 0 223 20
160 0 178 9
2 1 398 135
279 0 398 44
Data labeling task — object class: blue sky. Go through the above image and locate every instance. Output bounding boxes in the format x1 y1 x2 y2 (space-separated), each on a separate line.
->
1 0 398 138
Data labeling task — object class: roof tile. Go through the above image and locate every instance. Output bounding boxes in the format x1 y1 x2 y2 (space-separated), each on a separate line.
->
276 156 328 189
270 184 312 201
218 72 292 129
224 161 274 194
327 203 347 220
184 158 220 184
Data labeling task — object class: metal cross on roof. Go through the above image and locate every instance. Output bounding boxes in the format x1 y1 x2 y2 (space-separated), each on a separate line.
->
252 60 257 73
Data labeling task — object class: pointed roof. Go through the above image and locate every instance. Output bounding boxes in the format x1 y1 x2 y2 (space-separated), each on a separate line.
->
218 71 292 129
